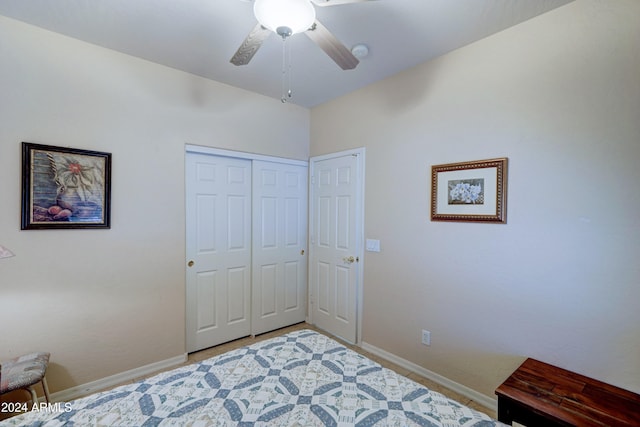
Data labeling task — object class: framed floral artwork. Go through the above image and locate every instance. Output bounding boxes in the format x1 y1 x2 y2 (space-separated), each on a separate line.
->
431 157 507 223
21 142 112 229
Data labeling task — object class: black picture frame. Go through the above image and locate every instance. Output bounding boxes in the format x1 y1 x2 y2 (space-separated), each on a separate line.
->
21 142 112 230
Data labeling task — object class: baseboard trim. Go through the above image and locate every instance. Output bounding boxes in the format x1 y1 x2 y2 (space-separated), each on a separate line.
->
51 354 188 402
360 341 497 412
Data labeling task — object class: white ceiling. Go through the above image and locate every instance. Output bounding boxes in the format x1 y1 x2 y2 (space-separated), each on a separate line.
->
0 0 572 108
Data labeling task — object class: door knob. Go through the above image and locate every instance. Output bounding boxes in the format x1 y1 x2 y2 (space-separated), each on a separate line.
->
188 260 194 267
343 256 355 264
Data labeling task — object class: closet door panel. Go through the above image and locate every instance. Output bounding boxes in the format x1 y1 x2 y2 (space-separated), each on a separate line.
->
252 161 308 335
186 153 251 352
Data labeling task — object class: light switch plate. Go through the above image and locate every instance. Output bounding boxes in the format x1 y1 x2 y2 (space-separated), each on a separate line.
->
365 239 380 252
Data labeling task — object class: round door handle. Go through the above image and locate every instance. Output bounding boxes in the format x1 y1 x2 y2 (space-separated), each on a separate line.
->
188 260 194 267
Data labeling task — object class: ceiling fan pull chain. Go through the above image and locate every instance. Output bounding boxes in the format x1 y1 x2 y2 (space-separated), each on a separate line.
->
287 39 293 100
281 37 288 103
280 36 294 103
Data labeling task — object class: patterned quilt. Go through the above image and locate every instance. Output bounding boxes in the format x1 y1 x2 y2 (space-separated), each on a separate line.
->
3 330 504 426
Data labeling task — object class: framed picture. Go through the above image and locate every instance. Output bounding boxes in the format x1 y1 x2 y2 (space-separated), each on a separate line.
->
431 157 507 223
21 142 112 229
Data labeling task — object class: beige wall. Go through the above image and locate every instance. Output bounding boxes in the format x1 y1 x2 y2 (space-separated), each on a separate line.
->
0 15 309 392
311 0 640 398
2 0 638 405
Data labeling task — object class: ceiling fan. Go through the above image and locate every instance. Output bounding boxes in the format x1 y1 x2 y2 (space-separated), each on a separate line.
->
230 0 374 70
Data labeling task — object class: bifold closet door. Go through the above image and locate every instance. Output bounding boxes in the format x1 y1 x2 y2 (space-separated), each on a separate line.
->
186 153 252 352
251 160 308 336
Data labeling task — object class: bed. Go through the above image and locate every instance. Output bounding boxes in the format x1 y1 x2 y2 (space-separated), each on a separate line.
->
3 329 505 426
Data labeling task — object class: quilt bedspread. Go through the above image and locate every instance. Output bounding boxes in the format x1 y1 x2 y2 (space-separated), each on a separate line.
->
3 330 503 426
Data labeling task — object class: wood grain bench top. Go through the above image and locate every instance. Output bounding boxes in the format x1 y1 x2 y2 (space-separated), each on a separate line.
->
495 358 640 426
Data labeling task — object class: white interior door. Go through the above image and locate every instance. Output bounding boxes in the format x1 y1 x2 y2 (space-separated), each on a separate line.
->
252 160 308 335
186 152 251 352
309 149 364 344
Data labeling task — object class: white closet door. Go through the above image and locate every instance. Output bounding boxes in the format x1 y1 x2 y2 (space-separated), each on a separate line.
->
252 160 308 335
186 153 251 352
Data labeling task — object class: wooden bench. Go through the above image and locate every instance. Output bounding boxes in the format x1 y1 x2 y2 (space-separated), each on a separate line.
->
495 358 640 426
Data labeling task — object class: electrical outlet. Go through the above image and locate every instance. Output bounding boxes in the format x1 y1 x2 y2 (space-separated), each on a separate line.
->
421 329 431 346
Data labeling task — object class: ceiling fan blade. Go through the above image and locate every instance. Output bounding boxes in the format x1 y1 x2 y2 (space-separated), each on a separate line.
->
310 0 376 6
230 23 271 66
305 20 359 70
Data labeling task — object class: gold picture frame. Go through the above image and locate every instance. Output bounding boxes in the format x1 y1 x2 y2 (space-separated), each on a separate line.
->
431 157 507 223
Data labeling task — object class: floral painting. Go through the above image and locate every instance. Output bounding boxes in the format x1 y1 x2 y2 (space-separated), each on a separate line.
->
448 179 485 205
21 142 111 229
431 158 507 223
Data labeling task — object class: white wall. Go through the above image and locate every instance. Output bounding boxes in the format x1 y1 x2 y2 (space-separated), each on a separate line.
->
0 15 309 392
311 0 640 398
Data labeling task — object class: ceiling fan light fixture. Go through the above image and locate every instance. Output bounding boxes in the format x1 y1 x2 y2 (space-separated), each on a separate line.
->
254 0 316 36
